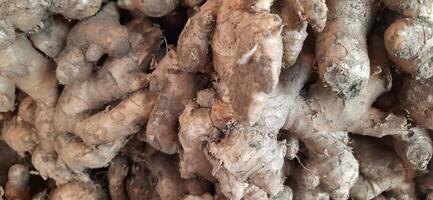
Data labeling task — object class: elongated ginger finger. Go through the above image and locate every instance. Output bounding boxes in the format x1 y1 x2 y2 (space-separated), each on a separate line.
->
316 0 380 98
177 0 220 72
144 50 208 154
73 90 156 145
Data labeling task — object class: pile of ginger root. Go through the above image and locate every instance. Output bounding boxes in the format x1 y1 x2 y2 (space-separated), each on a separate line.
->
4 0 433 199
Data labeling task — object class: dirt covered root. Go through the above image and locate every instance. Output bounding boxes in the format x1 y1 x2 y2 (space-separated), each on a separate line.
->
316 0 380 98
3 0 433 200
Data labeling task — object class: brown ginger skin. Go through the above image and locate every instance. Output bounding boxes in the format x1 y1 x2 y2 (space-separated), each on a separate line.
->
49 181 107 200
0 36 57 112
280 52 431 198
315 0 380 98
29 17 71 59
400 76 433 130
385 18 433 79
277 0 327 66
350 136 417 200
5 164 30 200
143 50 208 154
382 0 433 22
42 18 160 183
107 156 129 200
179 102 217 181
56 3 130 84
118 0 179 17
0 0 102 49
177 0 220 72
212 0 284 125
2 118 39 156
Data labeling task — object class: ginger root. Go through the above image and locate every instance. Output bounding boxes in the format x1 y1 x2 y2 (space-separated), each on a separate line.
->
1 1 433 200
5 164 30 200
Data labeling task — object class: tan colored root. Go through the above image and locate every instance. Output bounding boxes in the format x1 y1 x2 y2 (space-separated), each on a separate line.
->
118 0 179 17
5 164 30 200
315 0 380 98
144 50 208 154
17 96 36 125
56 3 130 84
49 181 107 200
2 118 38 156
179 102 217 181
212 0 283 125
0 36 57 112
177 0 220 72
350 136 416 200
0 0 102 49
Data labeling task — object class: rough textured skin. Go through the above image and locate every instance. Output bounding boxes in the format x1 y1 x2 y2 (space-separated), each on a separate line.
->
385 18 433 79
177 0 220 72
56 3 130 84
31 146 78 184
277 0 328 66
54 18 161 135
49 181 107 200
383 0 433 22
0 0 101 49
0 20 16 49
118 0 179 17
291 0 327 32
316 0 380 98
49 0 103 20
0 36 57 112
400 76 433 130
2 118 38 156
350 136 416 200
143 50 208 154
393 127 433 171
277 0 307 67
33 18 161 184
278 53 431 198
5 164 30 200
212 0 283 125
107 156 129 200
179 102 217 181
207 126 287 200
204 55 313 200
30 17 70 59
0 0 49 33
